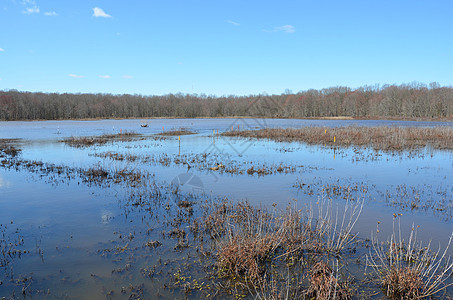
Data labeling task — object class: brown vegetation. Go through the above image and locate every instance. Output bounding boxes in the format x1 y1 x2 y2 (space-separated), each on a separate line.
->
160 129 196 136
367 219 453 299
2 82 453 120
0 139 21 157
62 132 142 148
198 198 361 296
305 261 352 299
223 126 453 151
94 151 302 176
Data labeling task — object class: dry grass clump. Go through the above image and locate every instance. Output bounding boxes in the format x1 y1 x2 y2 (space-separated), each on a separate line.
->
218 234 280 283
199 198 362 296
209 202 282 282
367 218 453 299
202 201 289 289
222 126 453 151
160 128 196 136
382 266 423 299
62 132 141 148
305 261 352 300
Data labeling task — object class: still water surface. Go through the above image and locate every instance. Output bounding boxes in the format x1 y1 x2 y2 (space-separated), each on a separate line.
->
1 118 452 298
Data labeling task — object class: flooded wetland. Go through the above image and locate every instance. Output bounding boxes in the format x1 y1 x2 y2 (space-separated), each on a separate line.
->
1 118 453 299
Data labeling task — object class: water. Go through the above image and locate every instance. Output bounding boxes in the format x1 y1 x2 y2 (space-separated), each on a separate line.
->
1 118 452 298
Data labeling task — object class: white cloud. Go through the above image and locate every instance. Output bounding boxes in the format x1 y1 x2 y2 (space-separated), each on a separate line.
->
44 11 57 16
99 75 111 79
93 7 111 18
122 75 133 79
22 5 39 14
68 74 84 78
227 20 240 26
22 0 36 4
274 25 295 33
0 48 4 52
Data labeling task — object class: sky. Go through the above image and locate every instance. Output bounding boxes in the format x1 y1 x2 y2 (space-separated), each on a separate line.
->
0 0 452 96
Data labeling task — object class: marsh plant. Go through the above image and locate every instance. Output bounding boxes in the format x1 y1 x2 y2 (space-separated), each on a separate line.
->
62 132 143 148
222 126 453 151
197 196 362 298
366 217 453 299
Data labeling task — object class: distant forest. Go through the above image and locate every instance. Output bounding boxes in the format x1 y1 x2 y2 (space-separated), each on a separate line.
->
1 82 452 121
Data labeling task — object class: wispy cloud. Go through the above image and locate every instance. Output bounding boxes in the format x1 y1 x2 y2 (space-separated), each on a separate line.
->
227 20 240 26
22 6 39 14
99 75 111 79
68 74 84 78
122 75 133 79
265 25 296 34
93 7 111 18
44 11 57 16
0 48 4 52
275 25 295 33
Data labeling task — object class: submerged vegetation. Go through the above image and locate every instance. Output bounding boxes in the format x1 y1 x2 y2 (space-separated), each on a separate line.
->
223 126 453 151
2 82 453 121
92 150 316 176
0 138 21 158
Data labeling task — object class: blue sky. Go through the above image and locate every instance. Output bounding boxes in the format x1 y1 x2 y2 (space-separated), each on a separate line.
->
1 0 452 96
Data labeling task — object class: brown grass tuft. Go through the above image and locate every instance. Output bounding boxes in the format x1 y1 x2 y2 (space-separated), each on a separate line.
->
367 218 453 299
198 198 362 297
305 261 352 300
218 234 278 282
383 266 423 299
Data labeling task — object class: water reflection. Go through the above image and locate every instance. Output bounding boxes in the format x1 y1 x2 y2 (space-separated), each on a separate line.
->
101 210 114 224
0 175 11 188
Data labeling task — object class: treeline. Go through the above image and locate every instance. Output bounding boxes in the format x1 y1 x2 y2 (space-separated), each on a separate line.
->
1 82 453 121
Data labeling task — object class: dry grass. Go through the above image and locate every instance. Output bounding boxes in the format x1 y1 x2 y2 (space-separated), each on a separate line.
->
222 126 453 151
382 266 424 299
62 132 142 148
304 261 352 300
160 129 196 136
198 197 362 297
367 217 453 299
